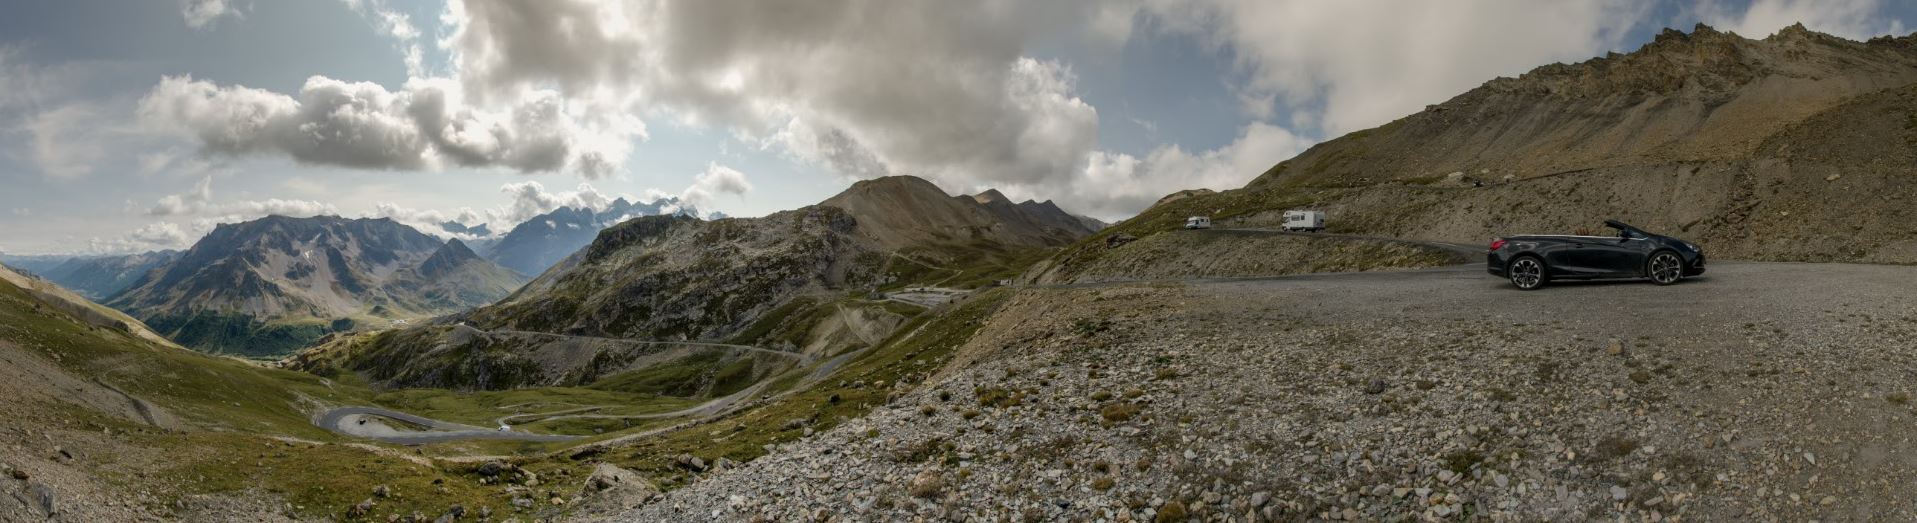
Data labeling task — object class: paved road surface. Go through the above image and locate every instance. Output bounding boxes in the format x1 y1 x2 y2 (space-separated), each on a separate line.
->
315 406 581 445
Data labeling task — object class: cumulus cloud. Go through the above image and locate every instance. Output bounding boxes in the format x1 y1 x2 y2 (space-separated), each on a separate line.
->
1068 123 1312 219
677 163 752 209
440 0 1102 188
180 0 244 30
496 181 619 224
1135 0 1652 136
137 75 642 177
1697 0 1907 40
87 222 193 254
145 175 338 218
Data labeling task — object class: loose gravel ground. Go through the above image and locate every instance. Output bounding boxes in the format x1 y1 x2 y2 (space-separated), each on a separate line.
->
618 262 1917 521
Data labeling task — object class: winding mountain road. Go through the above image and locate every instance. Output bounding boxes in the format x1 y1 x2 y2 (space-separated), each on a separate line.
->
315 406 582 445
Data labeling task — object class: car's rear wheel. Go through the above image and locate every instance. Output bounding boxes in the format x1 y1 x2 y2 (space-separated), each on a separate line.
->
1509 256 1546 290
1648 251 1683 285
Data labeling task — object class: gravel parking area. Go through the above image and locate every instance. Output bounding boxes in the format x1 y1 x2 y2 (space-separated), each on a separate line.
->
618 262 1917 521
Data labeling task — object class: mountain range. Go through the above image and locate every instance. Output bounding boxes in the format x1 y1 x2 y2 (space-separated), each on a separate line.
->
33 250 183 300
483 197 698 277
107 215 526 357
324 175 1102 390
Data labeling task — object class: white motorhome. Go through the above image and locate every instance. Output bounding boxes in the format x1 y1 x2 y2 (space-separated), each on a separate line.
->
1281 210 1325 232
1185 216 1212 229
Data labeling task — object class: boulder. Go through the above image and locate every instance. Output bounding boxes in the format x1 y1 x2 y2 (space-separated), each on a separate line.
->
573 464 661 515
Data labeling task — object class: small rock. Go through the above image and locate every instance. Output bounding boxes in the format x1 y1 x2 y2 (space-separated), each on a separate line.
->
477 461 506 477
348 498 376 517
908 470 944 498
1611 486 1628 501
1821 495 1837 506
1826 173 1842 182
9 468 26 481
28 483 54 516
373 485 391 498
1364 379 1387 394
1606 339 1625 356
675 454 707 472
1250 491 1269 507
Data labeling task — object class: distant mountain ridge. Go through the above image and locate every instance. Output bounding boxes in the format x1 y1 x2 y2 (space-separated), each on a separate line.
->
484 197 698 276
109 215 526 356
36 250 183 300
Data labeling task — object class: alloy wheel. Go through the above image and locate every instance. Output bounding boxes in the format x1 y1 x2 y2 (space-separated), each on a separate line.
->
1650 252 1683 285
1510 258 1543 289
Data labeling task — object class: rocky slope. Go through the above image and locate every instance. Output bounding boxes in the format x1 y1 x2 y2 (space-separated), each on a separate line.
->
486 197 695 277
1021 230 1466 285
824 177 1100 251
33 250 182 300
1049 24 1917 279
108 215 526 357
621 262 1917 521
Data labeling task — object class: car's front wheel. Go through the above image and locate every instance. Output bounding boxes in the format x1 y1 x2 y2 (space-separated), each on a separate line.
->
1509 256 1546 290
1648 251 1683 285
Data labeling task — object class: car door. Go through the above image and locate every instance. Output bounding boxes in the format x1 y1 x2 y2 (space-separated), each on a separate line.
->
1542 238 1606 276
1582 237 1649 276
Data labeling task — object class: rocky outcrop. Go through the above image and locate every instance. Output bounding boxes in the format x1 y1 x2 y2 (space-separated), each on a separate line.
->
572 463 661 517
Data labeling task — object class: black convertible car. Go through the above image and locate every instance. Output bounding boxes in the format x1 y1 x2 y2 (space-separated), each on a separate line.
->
1486 220 1705 290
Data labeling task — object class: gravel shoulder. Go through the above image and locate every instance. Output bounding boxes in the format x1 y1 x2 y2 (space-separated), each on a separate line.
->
621 261 1917 521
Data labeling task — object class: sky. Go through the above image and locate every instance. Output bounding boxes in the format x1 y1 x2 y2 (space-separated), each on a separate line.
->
0 0 1912 255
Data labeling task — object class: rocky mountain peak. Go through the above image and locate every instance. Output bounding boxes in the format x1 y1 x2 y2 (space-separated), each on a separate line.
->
821 175 1096 250
416 239 482 279
971 189 1011 205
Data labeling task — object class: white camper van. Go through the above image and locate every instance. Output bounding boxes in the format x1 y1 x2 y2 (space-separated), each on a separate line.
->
1185 216 1212 229
1281 210 1325 232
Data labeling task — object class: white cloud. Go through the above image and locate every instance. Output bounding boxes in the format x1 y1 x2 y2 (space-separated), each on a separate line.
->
340 0 426 75
137 75 642 177
145 175 338 218
25 104 108 179
496 181 620 224
180 0 244 30
1697 0 1906 40
8 208 28 217
1137 0 1653 136
1068 122 1312 219
87 221 192 254
677 163 752 209
440 0 1104 188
